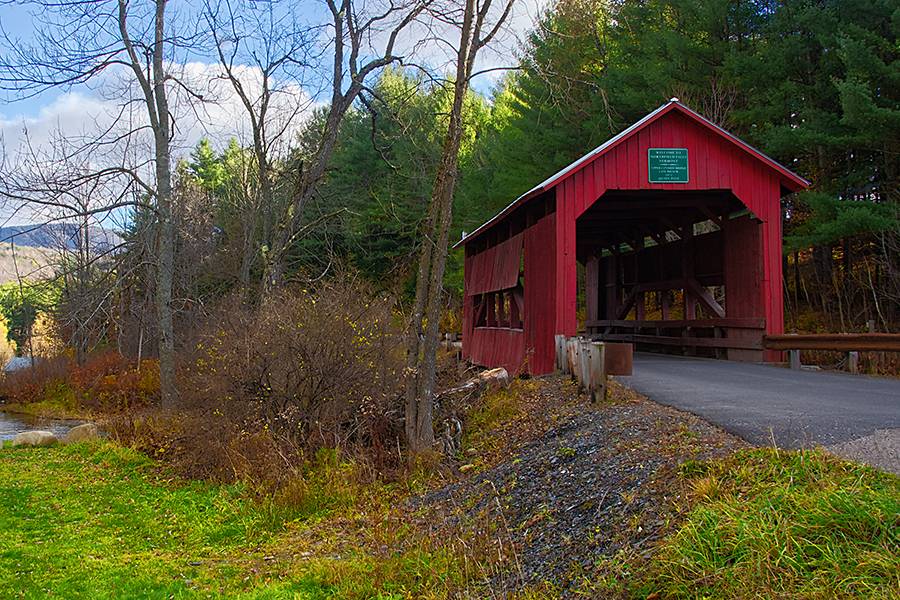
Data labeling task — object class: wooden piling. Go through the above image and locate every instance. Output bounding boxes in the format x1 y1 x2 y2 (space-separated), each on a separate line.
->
578 339 591 389
555 335 566 372
566 338 578 377
588 342 607 402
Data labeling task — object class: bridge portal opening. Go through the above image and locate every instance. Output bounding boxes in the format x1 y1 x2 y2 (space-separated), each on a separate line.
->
576 189 766 361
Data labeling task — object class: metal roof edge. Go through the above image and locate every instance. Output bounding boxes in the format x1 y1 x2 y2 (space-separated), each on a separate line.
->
453 101 678 249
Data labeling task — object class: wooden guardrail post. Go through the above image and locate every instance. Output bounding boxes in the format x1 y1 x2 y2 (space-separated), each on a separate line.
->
789 349 801 370
557 336 628 401
555 335 566 372
566 338 578 377
578 338 591 389
588 341 607 403
765 333 900 352
765 333 900 374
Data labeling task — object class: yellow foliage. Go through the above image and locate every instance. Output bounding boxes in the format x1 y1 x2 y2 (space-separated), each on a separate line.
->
31 312 62 357
0 315 14 364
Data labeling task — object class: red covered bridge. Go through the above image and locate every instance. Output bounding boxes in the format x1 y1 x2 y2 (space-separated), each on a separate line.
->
456 99 810 375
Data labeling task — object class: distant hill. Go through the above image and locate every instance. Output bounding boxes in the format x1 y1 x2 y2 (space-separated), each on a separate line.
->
0 224 121 252
0 245 57 284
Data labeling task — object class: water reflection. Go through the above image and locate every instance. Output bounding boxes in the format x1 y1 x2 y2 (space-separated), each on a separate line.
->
0 411 82 441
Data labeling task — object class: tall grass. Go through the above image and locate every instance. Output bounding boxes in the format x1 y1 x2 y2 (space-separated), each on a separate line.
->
636 448 900 599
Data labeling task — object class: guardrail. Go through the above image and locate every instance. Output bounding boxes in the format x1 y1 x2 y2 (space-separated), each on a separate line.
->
554 336 633 402
763 333 900 373
587 318 767 355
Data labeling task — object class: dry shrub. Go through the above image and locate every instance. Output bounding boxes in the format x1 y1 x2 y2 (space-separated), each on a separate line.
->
70 352 160 410
179 274 406 463
107 409 292 484
108 408 374 517
0 355 71 406
0 351 159 412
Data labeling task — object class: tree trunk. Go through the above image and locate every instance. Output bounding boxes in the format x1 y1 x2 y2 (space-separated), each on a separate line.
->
153 0 177 407
405 0 479 454
156 160 176 406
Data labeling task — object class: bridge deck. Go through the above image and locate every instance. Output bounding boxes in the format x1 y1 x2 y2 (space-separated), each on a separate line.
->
618 353 900 450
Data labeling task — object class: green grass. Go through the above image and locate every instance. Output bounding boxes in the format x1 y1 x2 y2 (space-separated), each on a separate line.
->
0 441 463 599
7 439 895 599
634 448 900 599
0 441 297 598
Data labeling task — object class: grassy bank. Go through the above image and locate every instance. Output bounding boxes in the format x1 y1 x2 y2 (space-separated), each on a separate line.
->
0 441 462 599
631 448 900 599
2 403 898 598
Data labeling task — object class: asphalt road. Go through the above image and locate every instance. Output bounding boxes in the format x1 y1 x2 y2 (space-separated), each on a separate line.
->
617 353 900 450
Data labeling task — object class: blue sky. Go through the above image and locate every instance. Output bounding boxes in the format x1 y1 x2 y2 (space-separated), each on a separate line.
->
1 0 543 121
0 3 53 117
0 0 544 226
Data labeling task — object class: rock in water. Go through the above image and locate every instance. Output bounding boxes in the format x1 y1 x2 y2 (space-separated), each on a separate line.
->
11 430 58 447
63 423 100 444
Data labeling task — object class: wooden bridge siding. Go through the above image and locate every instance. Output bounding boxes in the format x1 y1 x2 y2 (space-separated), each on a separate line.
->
463 212 559 375
464 327 527 375
462 103 801 373
724 215 765 361
461 243 473 363
524 212 558 374
549 111 784 361
462 241 527 374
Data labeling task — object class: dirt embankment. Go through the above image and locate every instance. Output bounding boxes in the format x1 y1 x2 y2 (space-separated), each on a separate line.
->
416 376 747 596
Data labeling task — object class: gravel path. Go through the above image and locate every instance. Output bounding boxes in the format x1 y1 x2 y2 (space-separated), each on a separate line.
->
418 377 746 594
827 428 900 475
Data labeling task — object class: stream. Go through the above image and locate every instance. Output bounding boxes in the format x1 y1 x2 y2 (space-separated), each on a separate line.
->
0 411 82 441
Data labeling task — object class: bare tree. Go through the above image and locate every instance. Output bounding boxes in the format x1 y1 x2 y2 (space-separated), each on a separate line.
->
203 0 318 286
405 0 515 453
0 0 198 405
261 0 430 288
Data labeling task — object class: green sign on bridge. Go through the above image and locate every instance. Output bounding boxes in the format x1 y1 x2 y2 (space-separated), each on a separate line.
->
648 148 689 183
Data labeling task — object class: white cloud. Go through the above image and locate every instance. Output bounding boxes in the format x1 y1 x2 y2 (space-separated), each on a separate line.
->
0 0 548 157
3 65 314 160
387 0 547 93
0 0 548 225
1 92 115 158
0 61 316 225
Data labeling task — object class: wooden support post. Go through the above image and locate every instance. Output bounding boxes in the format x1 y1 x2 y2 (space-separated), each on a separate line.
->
588 341 607 403
789 349 801 370
848 351 859 374
555 335 566 372
682 226 697 320
486 292 497 326
634 238 645 321
566 338 579 378
586 255 600 328
605 253 618 319
578 339 591 389
635 292 645 321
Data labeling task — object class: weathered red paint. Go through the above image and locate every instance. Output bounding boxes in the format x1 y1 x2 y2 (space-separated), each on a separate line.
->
459 100 809 374
466 232 523 295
